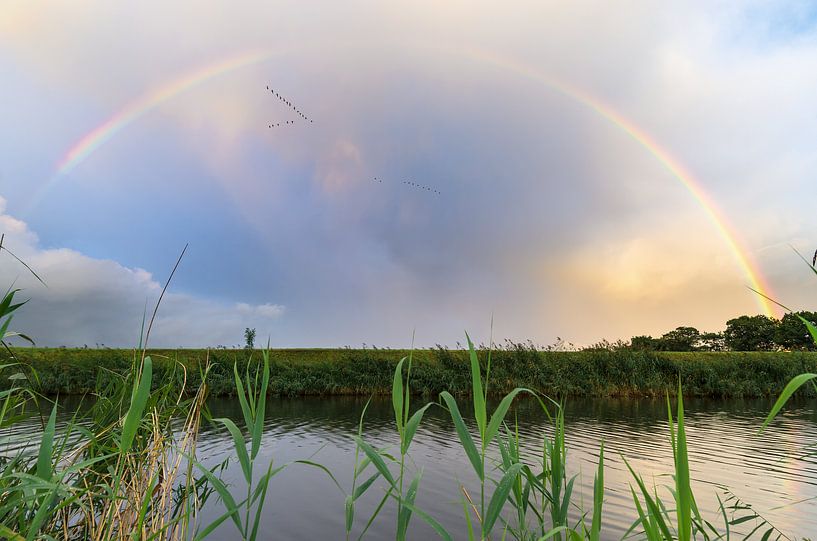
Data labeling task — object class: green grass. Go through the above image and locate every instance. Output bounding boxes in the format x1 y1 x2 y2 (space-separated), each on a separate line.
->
5 346 817 399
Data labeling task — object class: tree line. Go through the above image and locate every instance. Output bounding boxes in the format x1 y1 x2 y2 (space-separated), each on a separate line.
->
628 312 817 352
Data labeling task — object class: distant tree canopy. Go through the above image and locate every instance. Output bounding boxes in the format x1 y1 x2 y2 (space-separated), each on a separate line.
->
775 312 817 351
723 315 777 351
630 327 710 352
625 311 817 352
658 326 700 351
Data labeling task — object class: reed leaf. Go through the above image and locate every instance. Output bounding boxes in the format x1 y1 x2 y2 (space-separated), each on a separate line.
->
120 355 152 454
484 462 524 535
761 373 817 432
251 351 271 460
401 403 432 455
392 358 405 435
671 388 692 541
215 417 251 483
353 436 395 486
35 403 56 481
0 525 23 541
390 497 453 541
589 442 604 541
397 470 422 540
624 458 673 540
440 391 483 480
24 488 57 541
233 362 254 435
485 388 529 448
465 332 486 439
538 527 570 541
353 472 380 500
191 459 245 538
249 461 275 541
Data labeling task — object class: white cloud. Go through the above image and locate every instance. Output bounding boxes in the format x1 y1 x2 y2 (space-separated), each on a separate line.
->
0 198 284 347
235 302 285 318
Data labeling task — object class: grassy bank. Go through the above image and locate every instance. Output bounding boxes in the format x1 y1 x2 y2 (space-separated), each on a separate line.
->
5 346 817 398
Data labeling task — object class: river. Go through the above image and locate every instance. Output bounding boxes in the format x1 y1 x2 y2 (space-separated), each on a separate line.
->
6 395 817 539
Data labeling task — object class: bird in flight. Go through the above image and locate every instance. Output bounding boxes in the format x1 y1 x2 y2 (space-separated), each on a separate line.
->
376 177 440 195
265 85 314 127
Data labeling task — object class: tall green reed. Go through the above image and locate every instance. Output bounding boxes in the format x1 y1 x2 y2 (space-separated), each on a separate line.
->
347 349 448 540
192 350 277 541
440 332 573 541
494 400 604 541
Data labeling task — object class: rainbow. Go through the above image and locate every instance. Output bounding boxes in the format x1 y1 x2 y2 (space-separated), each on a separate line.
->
57 50 272 174
27 49 274 214
454 46 777 317
33 45 777 316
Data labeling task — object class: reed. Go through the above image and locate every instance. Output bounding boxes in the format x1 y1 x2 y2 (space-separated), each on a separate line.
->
0 345 213 540
346 348 449 540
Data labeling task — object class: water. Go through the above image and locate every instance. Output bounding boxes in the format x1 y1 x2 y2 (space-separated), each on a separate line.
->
196 396 817 540
7 396 817 539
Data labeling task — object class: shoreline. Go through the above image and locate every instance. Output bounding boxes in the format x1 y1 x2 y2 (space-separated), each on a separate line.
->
4 347 817 399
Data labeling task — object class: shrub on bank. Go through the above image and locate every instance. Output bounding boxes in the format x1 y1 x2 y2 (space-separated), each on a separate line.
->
4 347 817 398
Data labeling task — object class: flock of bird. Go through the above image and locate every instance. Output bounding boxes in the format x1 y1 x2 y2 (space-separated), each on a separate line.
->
266 85 313 128
373 176 440 195
265 85 440 196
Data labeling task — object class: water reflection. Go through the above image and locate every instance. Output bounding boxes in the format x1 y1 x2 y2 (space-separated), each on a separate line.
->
7 396 817 539
192 396 817 540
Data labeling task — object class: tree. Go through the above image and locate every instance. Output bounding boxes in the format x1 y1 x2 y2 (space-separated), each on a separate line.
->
630 335 659 351
697 332 726 351
658 326 700 351
724 315 778 351
244 327 256 350
774 311 817 350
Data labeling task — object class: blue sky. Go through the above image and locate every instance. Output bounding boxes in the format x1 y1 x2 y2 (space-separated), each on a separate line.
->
2 1 817 347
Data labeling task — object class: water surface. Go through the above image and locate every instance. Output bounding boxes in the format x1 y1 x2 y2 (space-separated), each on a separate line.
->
7 396 817 539
196 396 817 540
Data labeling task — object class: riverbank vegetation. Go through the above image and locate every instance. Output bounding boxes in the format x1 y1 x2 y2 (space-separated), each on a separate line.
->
4 346 817 399
2 331 801 540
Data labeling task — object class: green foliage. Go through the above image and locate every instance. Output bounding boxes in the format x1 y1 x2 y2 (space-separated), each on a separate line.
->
630 335 660 351
697 331 726 351
0 288 34 350
724 315 779 351
632 328 724 352
659 326 701 352
0 350 214 540
7 347 817 399
244 327 256 351
775 311 817 351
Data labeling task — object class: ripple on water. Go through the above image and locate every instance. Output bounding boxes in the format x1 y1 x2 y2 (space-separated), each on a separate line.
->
7 395 817 539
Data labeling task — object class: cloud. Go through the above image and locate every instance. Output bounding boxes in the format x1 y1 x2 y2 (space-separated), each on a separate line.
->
314 139 364 193
4 1 817 347
0 198 284 347
236 302 285 318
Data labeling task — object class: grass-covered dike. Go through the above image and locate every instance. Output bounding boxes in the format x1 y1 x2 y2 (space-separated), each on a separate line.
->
6 346 817 398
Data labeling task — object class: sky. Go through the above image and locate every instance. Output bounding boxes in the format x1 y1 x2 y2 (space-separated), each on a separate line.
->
1 1 817 348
